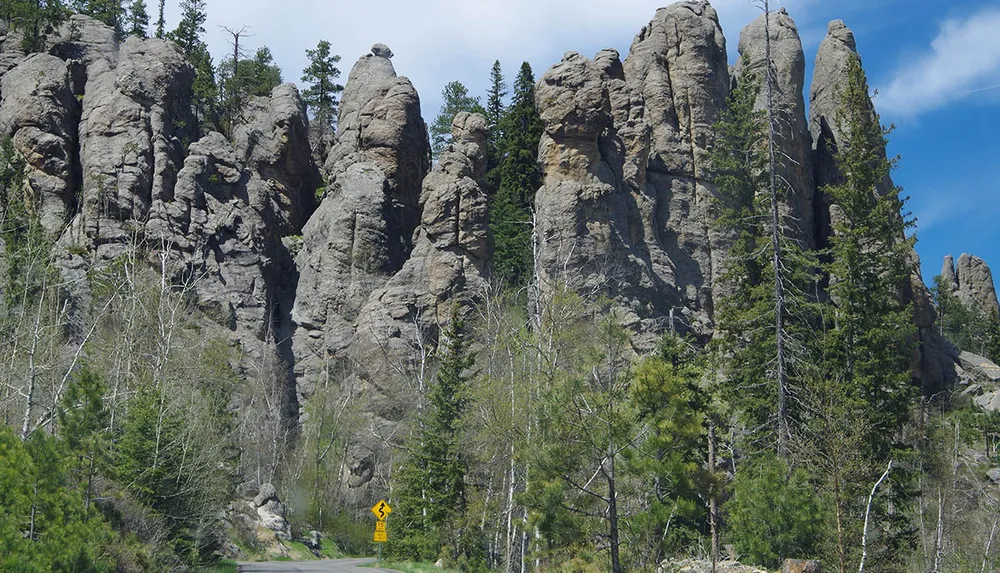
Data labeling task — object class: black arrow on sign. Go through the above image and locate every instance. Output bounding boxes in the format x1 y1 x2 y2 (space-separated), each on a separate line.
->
377 501 386 519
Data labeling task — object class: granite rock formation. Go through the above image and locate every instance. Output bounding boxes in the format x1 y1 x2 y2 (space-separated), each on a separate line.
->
292 44 430 401
733 8 815 248
942 254 1000 318
534 1 731 346
806 17 950 389
0 53 81 234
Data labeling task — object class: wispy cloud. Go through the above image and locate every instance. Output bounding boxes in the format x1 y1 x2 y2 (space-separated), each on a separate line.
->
878 6 1000 117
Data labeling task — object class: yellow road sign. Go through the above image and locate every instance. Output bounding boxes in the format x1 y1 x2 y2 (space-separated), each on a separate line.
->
375 521 386 532
374 531 387 543
371 499 393 520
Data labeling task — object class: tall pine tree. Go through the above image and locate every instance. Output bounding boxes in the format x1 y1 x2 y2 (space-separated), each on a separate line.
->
817 55 917 573
485 60 507 163
127 0 148 38
301 40 344 129
489 62 543 287
392 306 475 559
168 0 215 135
154 0 165 37
73 0 125 40
710 57 821 456
5 0 67 53
430 81 484 159
391 308 477 564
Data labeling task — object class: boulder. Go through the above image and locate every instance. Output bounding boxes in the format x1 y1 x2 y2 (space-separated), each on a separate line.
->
987 468 1000 484
959 352 1000 383
975 391 1000 413
659 559 766 573
784 559 821 573
251 484 291 539
253 483 279 508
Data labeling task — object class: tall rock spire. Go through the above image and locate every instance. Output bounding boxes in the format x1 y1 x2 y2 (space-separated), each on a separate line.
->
733 8 815 249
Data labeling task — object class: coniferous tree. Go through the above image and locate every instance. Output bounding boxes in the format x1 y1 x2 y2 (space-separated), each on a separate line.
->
489 62 543 287
154 0 165 37
168 0 215 135
0 426 113 571
58 366 109 515
392 308 477 563
218 46 282 132
126 0 148 38
710 57 821 456
5 0 67 53
818 55 917 572
628 335 713 564
73 0 125 40
485 60 507 160
301 40 344 130
430 81 484 159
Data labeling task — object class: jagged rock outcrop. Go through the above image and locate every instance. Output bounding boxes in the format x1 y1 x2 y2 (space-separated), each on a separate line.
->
624 1 730 330
942 254 1000 317
733 8 815 248
0 53 81 234
146 83 317 345
292 44 430 400
534 1 730 342
295 112 489 501
73 36 194 256
353 111 490 382
809 20 855 203
534 49 666 344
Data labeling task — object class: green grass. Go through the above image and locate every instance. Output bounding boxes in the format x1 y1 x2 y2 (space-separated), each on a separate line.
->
375 561 462 573
194 559 238 573
320 537 345 559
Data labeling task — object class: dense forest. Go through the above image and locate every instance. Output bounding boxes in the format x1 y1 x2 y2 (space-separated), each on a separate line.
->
2 1 1000 573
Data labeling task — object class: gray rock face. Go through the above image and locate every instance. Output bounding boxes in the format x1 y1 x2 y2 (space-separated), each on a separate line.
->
534 1 730 342
76 36 194 252
50 14 118 67
147 84 318 343
293 45 430 399
942 254 1000 317
809 20 857 248
342 113 490 453
352 111 490 377
733 9 815 248
0 53 81 234
232 83 320 235
959 351 1000 384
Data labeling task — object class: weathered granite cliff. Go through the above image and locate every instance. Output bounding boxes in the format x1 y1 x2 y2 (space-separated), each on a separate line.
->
0 2 987 497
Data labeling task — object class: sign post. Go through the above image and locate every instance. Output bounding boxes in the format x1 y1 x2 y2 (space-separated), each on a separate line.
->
371 499 392 566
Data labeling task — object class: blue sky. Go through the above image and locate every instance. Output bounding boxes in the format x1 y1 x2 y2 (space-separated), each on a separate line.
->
163 0 998 286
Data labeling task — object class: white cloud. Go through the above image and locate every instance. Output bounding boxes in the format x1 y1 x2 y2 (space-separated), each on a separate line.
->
161 0 791 121
878 6 1000 117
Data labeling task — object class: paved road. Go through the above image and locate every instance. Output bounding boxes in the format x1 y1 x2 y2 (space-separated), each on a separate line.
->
237 558 398 572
